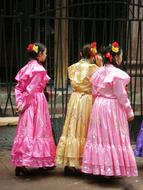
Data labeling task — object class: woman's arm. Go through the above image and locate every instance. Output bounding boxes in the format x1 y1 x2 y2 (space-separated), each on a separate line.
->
15 72 44 113
113 79 134 121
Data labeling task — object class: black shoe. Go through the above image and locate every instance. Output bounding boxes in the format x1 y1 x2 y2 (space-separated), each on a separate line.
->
15 167 30 177
39 166 56 171
64 166 79 176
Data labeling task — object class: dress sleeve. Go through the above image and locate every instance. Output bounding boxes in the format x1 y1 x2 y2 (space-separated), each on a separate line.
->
15 72 45 111
15 80 25 108
68 65 74 80
113 79 134 119
87 64 99 79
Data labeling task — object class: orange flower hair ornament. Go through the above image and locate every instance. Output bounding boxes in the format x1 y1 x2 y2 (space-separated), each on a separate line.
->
112 41 119 53
27 43 38 53
90 42 97 57
105 52 113 62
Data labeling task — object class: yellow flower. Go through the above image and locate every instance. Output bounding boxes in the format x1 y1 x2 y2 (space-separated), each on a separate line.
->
112 46 119 53
91 47 97 54
33 45 38 53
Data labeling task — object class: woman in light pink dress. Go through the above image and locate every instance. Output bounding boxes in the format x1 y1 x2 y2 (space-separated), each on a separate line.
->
11 43 56 176
81 42 138 177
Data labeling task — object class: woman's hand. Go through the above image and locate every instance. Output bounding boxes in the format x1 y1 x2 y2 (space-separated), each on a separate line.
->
128 116 134 122
46 89 51 97
95 55 103 67
16 104 23 113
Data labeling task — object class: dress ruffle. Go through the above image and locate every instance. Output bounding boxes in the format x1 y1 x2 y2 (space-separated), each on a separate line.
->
15 60 50 83
11 136 56 167
90 65 130 89
81 96 138 176
82 142 138 176
68 59 98 84
56 136 86 167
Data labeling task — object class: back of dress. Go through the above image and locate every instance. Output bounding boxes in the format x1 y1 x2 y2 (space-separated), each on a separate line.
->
91 64 134 119
56 58 99 168
91 64 130 98
81 64 137 177
68 59 99 94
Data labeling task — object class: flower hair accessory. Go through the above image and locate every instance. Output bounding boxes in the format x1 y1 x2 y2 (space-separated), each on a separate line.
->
105 52 113 62
27 43 38 53
112 41 119 53
90 42 97 57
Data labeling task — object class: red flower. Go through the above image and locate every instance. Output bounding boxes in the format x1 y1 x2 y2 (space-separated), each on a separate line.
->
91 42 97 48
105 52 112 62
112 41 119 48
27 43 34 52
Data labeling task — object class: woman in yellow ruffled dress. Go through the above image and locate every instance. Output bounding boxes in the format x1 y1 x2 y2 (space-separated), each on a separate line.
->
56 43 102 174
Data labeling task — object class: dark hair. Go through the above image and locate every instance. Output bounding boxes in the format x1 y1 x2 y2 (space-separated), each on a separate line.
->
81 44 91 59
102 42 122 67
27 42 46 60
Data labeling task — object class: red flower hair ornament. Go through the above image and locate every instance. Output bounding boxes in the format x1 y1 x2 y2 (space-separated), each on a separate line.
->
90 41 97 57
105 52 113 62
27 43 38 53
112 41 119 53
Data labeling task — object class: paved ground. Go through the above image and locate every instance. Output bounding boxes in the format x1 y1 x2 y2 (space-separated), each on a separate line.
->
0 149 143 190
0 120 143 190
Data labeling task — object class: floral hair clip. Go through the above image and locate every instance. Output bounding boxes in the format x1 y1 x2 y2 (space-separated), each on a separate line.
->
90 42 97 57
105 52 113 62
112 41 119 53
27 43 38 53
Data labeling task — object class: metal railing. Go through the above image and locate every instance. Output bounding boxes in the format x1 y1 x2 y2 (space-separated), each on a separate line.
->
0 0 142 142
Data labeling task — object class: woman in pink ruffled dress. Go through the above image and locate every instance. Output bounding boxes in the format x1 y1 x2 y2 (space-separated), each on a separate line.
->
11 43 56 176
81 42 138 177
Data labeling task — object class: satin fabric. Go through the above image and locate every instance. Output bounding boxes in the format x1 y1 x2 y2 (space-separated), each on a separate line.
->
11 60 56 167
56 59 99 168
135 120 143 157
81 64 138 176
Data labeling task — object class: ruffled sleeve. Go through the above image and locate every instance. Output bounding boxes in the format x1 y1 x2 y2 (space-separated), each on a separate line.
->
68 62 99 83
87 64 99 79
68 63 86 83
68 63 88 83
91 67 130 87
104 68 130 86
15 60 48 82
68 64 75 81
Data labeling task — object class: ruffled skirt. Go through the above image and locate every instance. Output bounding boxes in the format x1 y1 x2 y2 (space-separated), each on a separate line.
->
11 92 56 167
56 92 92 168
81 96 138 176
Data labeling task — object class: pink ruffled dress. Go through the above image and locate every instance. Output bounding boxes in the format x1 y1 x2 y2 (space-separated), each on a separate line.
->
81 64 138 176
11 60 56 167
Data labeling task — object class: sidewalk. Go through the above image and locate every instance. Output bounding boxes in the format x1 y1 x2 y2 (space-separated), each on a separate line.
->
0 117 143 190
0 117 18 126
0 149 143 190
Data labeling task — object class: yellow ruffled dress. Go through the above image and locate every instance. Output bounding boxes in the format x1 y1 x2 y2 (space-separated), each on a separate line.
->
56 59 99 168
